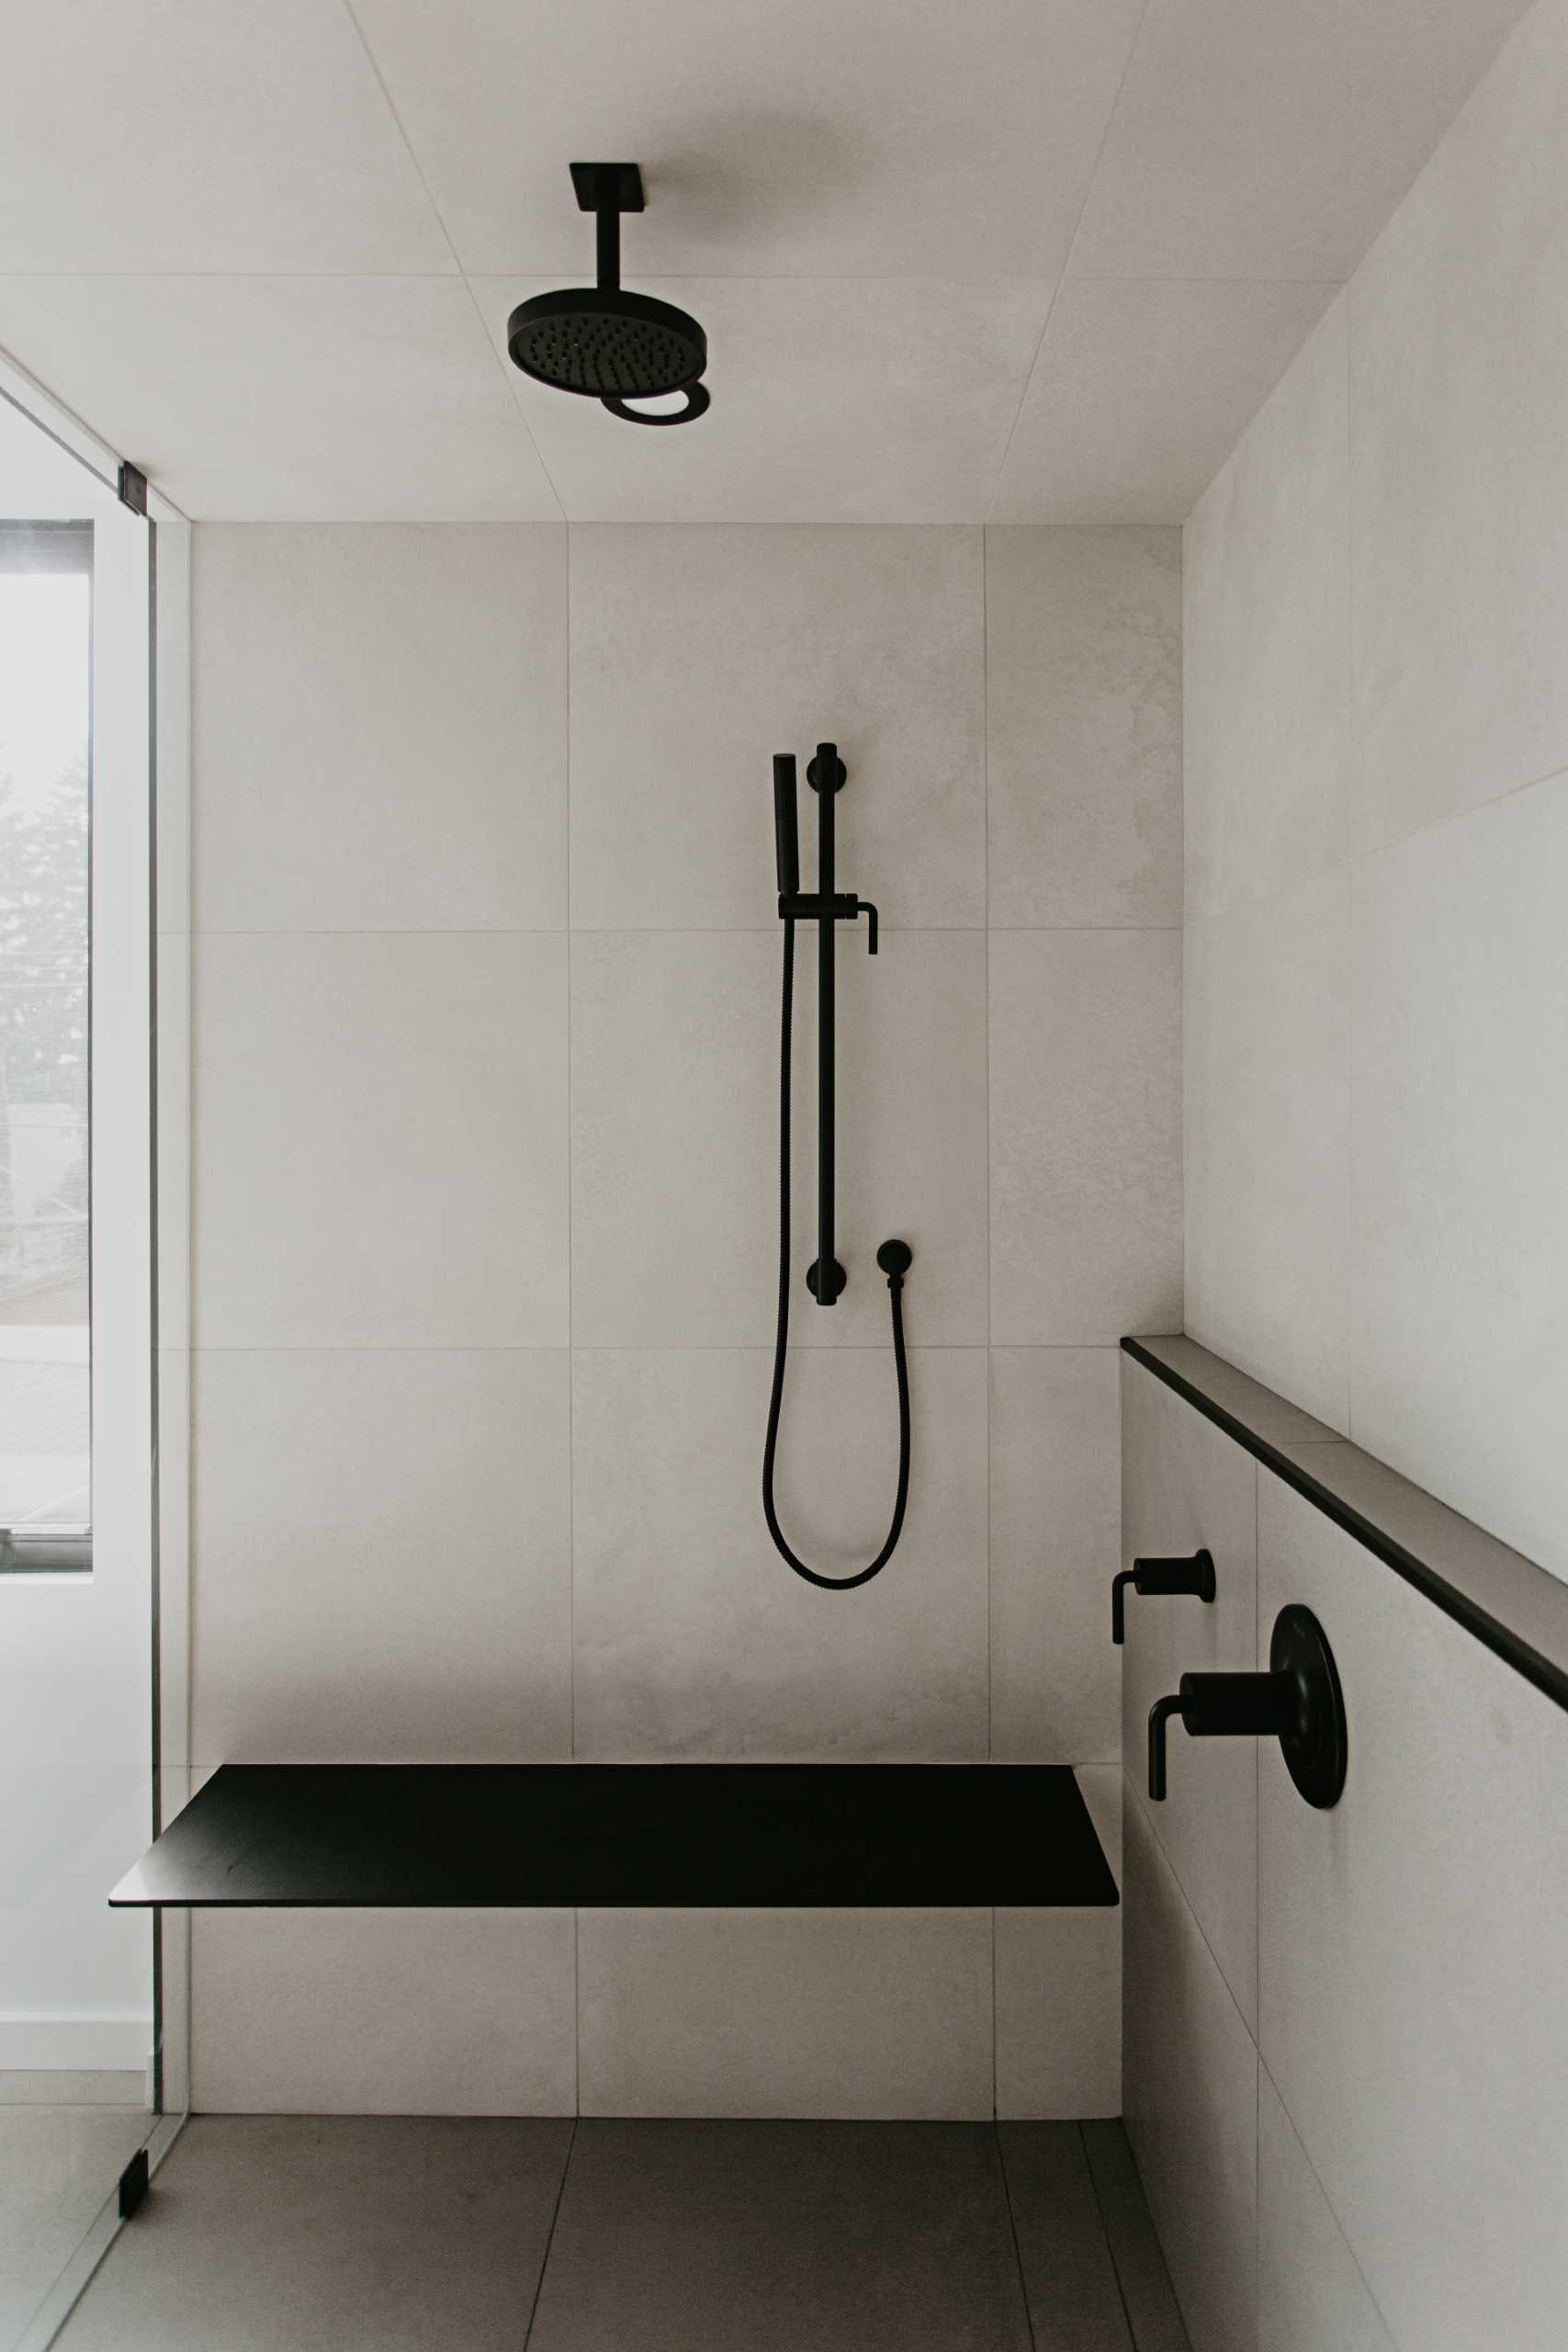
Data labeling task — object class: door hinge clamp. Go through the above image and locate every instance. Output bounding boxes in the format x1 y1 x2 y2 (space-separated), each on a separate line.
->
118 2147 151 2220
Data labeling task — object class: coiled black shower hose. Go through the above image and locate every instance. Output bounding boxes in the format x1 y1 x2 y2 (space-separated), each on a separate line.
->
761 915 911 1589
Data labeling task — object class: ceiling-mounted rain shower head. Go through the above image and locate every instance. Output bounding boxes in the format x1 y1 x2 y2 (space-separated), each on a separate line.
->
507 163 709 425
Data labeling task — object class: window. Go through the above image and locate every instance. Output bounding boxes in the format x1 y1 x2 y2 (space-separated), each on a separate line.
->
0 521 92 1567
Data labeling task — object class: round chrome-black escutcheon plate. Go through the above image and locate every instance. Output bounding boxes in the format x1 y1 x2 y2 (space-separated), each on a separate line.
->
1270 1603 1348 1808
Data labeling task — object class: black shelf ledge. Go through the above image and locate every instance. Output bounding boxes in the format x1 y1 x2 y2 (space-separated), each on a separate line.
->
109 1764 1118 1911
1122 1333 1568 1717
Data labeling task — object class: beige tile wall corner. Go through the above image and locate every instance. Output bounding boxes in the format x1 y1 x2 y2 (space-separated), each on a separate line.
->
1121 1348 1568 2352
1256 1472 1568 2352
1119 1357 1259 2033
1182 0 1568 1573
187 516 1181 2115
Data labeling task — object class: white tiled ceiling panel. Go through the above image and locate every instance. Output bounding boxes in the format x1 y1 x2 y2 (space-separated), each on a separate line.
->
0 0 1533 520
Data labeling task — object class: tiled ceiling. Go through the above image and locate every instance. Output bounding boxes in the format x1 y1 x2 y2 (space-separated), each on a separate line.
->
0 0 1532 523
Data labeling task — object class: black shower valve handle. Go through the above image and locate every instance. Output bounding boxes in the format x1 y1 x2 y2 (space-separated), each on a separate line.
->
1111 1547 1216 1643
1147 1606 1348 1809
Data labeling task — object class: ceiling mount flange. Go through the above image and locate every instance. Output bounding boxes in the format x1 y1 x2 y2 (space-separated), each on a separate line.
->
569 161 646 214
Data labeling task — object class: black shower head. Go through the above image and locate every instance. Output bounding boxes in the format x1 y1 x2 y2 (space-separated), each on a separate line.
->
507 163 709 425
508 287 706 409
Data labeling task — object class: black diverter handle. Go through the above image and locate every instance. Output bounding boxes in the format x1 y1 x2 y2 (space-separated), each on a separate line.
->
1111 1547 1216 1643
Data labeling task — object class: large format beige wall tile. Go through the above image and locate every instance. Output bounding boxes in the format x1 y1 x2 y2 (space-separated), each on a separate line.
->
985 527 1181 928
1350 771 1568 1579
571 928 987 1349
569 525 983 930
192 1909 576 2115
577 1909 992 2120
571 1347 987 1760
1121 1357 1258 2030
190 1349 570 1764
570 929 775 1346
1257 1471 1568 2352
1186 867 1351 1435
989 930 1181 1344
1350 0 1568 853
989 1348 1121 1762
194 525 566 933
994 1907 1121 2120
996 1770 1122 2120
1184 298 1349 923
1258 2070 1395 2352
192 931 568 1349
1122 1791 1258 2352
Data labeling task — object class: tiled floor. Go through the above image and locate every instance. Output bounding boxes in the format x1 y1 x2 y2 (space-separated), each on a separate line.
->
0 2099 150 2346
54 2115 1187 2352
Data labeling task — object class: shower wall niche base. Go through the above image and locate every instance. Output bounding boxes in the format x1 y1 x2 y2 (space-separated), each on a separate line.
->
108 1764 1118 1910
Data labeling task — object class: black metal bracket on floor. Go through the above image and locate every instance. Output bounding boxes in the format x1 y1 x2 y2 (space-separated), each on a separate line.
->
118 2147 151 2221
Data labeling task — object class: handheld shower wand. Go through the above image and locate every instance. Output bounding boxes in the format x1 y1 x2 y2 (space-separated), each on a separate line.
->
761 745 913 1589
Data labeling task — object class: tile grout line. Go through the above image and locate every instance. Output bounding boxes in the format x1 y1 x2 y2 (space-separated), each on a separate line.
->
993 2121 1041 2352
1341 295 1356 1452
1255 1464 1264 2349
983 527 994 1770
1077 2122 1142 2352
982 528 998 2117
181 1345 1043 1363
566 526 578 2109
1185 747 1568 935
566 526 575 1770
185 922 1184 937
571 1905 581 2119
1256 2047 1403 2351
1 267 1352 288
990 1909 998 2120
981 0 1154 526
521 2114 579 2351
333 0 567 525
1123 1758 1257 2056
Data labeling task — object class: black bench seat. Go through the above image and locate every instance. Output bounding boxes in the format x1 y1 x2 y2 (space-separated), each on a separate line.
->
110 1763 1119 1910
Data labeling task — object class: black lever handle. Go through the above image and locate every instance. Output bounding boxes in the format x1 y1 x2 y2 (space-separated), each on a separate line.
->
1112 1547 1215 1643
1147 1605 1347 1809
